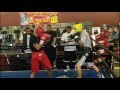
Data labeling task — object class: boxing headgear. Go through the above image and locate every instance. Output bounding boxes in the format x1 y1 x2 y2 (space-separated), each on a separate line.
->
36 27 44 36
73 23 83 33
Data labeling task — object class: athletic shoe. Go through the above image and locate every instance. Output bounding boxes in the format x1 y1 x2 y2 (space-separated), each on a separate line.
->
97 74 105 78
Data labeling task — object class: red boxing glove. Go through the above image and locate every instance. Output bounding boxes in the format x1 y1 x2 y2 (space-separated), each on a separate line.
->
39 33 51 45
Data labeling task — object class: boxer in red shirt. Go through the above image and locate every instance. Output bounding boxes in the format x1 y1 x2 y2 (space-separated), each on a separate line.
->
30 27 52 78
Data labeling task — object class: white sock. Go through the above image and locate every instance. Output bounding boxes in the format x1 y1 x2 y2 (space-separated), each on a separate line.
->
53 64 56 68
66 66 70 69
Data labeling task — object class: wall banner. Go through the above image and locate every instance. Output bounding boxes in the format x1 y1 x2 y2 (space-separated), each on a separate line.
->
20 12 58 25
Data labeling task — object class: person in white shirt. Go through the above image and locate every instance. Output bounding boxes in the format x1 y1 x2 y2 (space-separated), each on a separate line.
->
0 34 2 43
61 26 77 72
70 26 104 78
0 34 2 49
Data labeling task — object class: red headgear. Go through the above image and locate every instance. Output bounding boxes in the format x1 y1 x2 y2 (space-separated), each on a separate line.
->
35 27 44 36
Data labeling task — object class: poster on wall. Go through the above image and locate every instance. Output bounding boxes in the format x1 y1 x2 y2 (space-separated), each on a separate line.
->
92 27 101 36
20 12 58 25
91 27 101 46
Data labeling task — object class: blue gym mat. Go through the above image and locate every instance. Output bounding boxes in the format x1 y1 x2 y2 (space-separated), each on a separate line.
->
0 69 98 78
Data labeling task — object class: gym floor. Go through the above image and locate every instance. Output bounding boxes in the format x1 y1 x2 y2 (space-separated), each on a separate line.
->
0 69 98 78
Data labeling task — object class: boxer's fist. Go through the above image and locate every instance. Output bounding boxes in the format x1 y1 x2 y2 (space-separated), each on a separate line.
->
41 33 51 41
39 33 51 45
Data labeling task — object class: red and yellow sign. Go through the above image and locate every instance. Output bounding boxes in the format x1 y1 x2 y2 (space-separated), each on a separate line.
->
20 12 58 25
50 15 58 23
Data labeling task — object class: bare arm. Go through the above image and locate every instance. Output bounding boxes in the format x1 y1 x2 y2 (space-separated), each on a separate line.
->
61 34 68 43
78 40 83 46
33 43 42 50
52 37 57 45
61 40 65 43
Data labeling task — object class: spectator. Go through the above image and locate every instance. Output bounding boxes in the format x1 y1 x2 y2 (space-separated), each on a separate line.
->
61 26 77 72
44 24 57 70
19 28 33 68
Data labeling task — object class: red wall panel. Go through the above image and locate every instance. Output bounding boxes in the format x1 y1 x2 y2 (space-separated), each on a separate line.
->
58 12 119 26
0 12 20 27
0 12 119 27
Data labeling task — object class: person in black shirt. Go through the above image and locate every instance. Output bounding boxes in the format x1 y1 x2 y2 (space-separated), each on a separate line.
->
19 28 33 68
44 24 57 70
30 28 52 78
